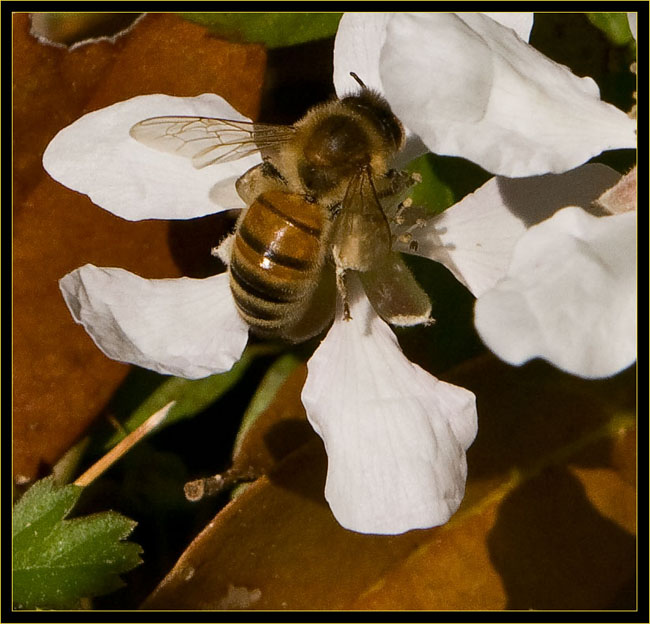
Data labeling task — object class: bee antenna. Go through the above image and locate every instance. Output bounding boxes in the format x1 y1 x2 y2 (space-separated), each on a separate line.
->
349 72 367 89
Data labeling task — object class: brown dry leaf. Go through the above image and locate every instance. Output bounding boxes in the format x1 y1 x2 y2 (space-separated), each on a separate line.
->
13 13 266 483
143 355 636 610
231 364 312 477
30 13 142 47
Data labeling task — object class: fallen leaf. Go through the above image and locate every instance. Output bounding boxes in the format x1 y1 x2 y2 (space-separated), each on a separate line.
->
13 12 266 483
13 13 119 209
231 358 311 477
143 356 636 610
30 13 142 47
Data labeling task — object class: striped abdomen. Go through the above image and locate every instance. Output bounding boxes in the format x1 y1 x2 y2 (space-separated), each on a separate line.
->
229 190 329 339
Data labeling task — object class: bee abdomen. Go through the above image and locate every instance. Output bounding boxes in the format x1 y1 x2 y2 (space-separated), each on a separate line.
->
229 190 328 335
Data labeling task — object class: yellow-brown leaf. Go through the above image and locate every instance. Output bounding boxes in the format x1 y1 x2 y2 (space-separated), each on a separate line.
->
143 356 636 610
13 13 266 483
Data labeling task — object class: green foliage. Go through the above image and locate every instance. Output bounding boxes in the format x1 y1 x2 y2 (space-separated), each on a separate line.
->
180 13 343 48
233 352 302 456
407 152 492 217
102 345 280 449
13 478 142 610
587 12 635 45
407 154 455 215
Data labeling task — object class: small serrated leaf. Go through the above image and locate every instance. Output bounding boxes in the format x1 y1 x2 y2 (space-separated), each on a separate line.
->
12 477 80 544
13 477 142 610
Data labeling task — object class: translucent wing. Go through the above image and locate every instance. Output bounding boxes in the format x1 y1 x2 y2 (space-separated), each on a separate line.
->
331 168 392 272
129 116 296 168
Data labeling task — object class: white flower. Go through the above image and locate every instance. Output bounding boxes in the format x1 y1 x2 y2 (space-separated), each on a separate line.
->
44 12 635 533
474 207 636 378
44 91 477 535
335 12 636 378
335 13 635 176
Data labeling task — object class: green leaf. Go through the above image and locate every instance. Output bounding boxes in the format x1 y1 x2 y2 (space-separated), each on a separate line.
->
180 13 342 48
407 153 455 215
587 13 634 45
233 352 302 457
407 153 492 216
103 344 279 449
13 477 142 610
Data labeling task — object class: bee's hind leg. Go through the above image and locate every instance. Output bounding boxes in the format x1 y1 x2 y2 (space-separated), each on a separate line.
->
211 232 235 266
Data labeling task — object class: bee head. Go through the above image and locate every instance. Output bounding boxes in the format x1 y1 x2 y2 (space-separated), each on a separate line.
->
340 73 404 152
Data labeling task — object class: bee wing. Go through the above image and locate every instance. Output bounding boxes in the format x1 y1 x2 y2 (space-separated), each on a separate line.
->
130 116 296 169
332 169 392 271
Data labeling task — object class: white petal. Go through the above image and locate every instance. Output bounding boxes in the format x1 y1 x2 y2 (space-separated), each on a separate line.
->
43 94 260 221
381 13 637 177
333 12 533 92
302 277 477 534
393 163 621 297
332 12 428 167
481 12 534 41
60 264 248 379
333 12 390 96
627 13 637 40
474 208 636 378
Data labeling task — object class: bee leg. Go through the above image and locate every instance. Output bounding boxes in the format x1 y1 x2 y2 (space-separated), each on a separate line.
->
381 169 421 196
236 162 289 204
391 197 413 225
335 267 352 321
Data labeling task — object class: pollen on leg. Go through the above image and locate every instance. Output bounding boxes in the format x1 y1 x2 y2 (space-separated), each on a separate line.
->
392 197 414 225
212 233 235 265
335 267 352 321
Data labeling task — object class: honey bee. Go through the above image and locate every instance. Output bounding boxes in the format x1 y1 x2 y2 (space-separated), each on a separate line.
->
130 74 431 342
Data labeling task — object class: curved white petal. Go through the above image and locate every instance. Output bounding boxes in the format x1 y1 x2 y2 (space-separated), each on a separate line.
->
481 12 534 40
43 94 260 221
333 12 389 96
60 264 249 379
333 12 428 166
302 277 477 534
627 13 637 40
393 163 621 297
381 13 636 177
333 12 533 92
474 208 636 378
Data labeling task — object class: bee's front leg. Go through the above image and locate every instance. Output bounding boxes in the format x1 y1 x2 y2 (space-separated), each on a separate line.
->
335 266 352 321
377 169 421 198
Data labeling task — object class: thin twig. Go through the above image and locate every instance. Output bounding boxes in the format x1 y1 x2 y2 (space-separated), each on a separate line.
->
74 401 175 487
